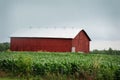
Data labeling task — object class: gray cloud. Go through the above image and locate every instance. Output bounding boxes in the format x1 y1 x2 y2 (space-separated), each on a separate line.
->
0 0 120 49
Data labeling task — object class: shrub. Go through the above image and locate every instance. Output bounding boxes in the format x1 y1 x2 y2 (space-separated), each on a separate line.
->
0 42 10 52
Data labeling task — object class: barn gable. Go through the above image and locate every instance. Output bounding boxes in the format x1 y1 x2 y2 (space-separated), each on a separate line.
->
72 30 91 53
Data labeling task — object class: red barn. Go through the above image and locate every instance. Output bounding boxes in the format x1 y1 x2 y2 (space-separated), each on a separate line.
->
10 28 91 53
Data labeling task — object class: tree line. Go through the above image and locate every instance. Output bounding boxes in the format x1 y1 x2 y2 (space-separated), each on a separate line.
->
91 48 120 55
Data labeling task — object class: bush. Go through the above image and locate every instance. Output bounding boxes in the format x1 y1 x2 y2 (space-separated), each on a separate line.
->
0 42 10 52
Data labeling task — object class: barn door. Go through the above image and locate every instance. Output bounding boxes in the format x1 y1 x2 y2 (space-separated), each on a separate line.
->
71 47 75 52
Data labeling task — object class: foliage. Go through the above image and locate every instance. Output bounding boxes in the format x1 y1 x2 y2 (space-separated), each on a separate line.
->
0 52 120 80
0 42 10 52
91 48 120 55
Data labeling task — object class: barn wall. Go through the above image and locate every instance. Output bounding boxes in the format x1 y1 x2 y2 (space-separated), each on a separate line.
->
72 30 90 53
10 37 72 52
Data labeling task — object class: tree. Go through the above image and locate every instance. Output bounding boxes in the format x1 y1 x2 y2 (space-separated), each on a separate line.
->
108 47 113 54
0 42 10 51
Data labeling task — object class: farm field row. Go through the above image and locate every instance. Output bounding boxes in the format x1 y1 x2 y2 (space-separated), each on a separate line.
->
0 52 120 80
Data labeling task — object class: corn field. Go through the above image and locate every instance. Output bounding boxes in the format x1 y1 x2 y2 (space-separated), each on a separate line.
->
0 52 120 80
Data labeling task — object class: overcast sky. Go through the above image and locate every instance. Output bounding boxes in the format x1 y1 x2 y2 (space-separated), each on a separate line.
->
0 0 120 50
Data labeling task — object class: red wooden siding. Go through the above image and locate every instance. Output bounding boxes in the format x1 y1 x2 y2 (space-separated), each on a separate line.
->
72 30 90 53
10 37 72 52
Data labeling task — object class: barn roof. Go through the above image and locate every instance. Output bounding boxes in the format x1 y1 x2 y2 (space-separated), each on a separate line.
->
11 28 91 40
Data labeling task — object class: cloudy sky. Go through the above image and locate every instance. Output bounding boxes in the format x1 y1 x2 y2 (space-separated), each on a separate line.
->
0 0 120 50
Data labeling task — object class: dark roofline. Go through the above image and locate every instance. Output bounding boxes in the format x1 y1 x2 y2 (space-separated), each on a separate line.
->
81 29 91 41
